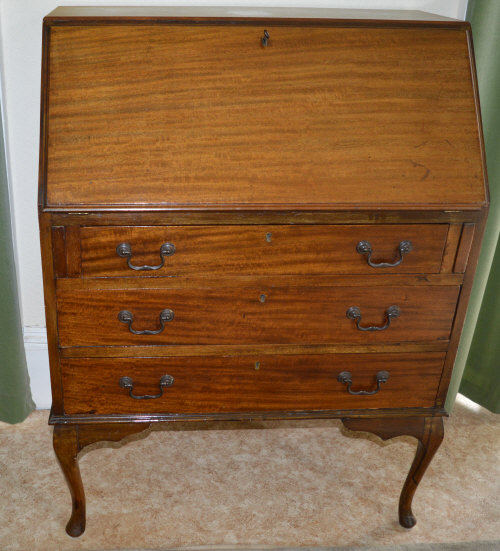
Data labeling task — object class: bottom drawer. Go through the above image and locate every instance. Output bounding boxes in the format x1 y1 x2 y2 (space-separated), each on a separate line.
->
61 353 444 415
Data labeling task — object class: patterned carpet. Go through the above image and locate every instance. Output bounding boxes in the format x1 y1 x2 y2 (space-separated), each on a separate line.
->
0 395 498 551
90 544 500 551
91 544 500 551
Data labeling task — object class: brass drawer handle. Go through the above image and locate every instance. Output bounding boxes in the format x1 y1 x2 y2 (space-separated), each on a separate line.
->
119 374 174 400
116 242 175 271
337 370 390 395
118 309 174 335
346 305 400 331
356 240 412 268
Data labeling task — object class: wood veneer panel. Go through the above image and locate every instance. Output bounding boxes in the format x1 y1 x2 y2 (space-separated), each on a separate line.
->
80 224 448 277
52 226 66 278
45 25 485 209
436 210 488 406
61 353 445 414
48 211 482 225
56 273 463 291
454 223 475 273
64 226 81 277
56 285 460 346
45 7 460 21
39 214 64 413
59 342 449 358
440 224 461 273
50 408 445 425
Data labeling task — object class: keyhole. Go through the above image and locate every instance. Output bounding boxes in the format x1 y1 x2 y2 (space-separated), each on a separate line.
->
261 30 270 47
260 294 266 303
266 232 272 243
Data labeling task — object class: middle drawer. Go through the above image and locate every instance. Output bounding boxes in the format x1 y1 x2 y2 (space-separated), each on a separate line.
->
56 285 459 347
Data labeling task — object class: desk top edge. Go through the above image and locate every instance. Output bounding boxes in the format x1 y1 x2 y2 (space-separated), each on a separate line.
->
45 6 462 25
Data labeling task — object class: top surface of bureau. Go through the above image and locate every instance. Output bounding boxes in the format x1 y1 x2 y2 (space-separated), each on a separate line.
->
40 8 487 212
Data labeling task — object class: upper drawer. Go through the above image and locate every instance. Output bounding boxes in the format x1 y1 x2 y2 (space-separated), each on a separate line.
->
42 23 486 210
78 225 448 277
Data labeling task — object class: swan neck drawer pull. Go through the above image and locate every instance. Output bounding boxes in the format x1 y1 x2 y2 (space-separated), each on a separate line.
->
118 309 174 335
116 242 175 271
346 305 400 331
356 240 412 268
337 370 390 395
119 374 174 400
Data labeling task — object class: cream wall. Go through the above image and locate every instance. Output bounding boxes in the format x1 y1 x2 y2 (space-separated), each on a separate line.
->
0 0 468 407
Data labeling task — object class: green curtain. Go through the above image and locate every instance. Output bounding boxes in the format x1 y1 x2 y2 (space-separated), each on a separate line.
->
446 0 500 413
0 104 35 423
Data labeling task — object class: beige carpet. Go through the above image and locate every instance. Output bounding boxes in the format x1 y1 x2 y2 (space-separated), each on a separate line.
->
0 395 498 551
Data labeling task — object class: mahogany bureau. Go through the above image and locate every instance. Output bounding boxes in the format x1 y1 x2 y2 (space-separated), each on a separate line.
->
38 7 488 537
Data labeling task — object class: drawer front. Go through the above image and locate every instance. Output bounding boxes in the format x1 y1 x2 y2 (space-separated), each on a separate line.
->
61 353 445 415
56 285 460 347
80 225 448 277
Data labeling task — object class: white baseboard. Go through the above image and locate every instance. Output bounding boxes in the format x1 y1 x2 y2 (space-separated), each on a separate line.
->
24 327 51 409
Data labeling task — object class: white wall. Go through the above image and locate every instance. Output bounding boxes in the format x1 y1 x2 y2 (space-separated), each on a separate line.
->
0 0 468 408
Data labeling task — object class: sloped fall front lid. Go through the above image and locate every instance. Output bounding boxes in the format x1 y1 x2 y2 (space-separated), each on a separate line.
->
40 9 487 210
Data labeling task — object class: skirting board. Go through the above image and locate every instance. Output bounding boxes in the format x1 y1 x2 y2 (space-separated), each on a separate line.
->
24 327 51 409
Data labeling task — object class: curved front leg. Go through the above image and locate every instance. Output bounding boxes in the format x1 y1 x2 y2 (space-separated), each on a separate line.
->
53 425 86 537
53 422 151 537
341 416 444 528
398 417 444 528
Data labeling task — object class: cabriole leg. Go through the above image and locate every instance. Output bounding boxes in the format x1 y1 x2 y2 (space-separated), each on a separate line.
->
398 416 444 527
341 416 444 528
53 425 85 537
52 422 151 537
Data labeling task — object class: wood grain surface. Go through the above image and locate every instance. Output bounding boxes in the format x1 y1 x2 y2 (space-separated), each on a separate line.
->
45 24 485 209
48 211 482 225
78 224 448 277
56 273 464 291
56 285 460 346
60 352 445 414
59 342 449 359
440 224 462 273
44 6 462 22
454 223 475 273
